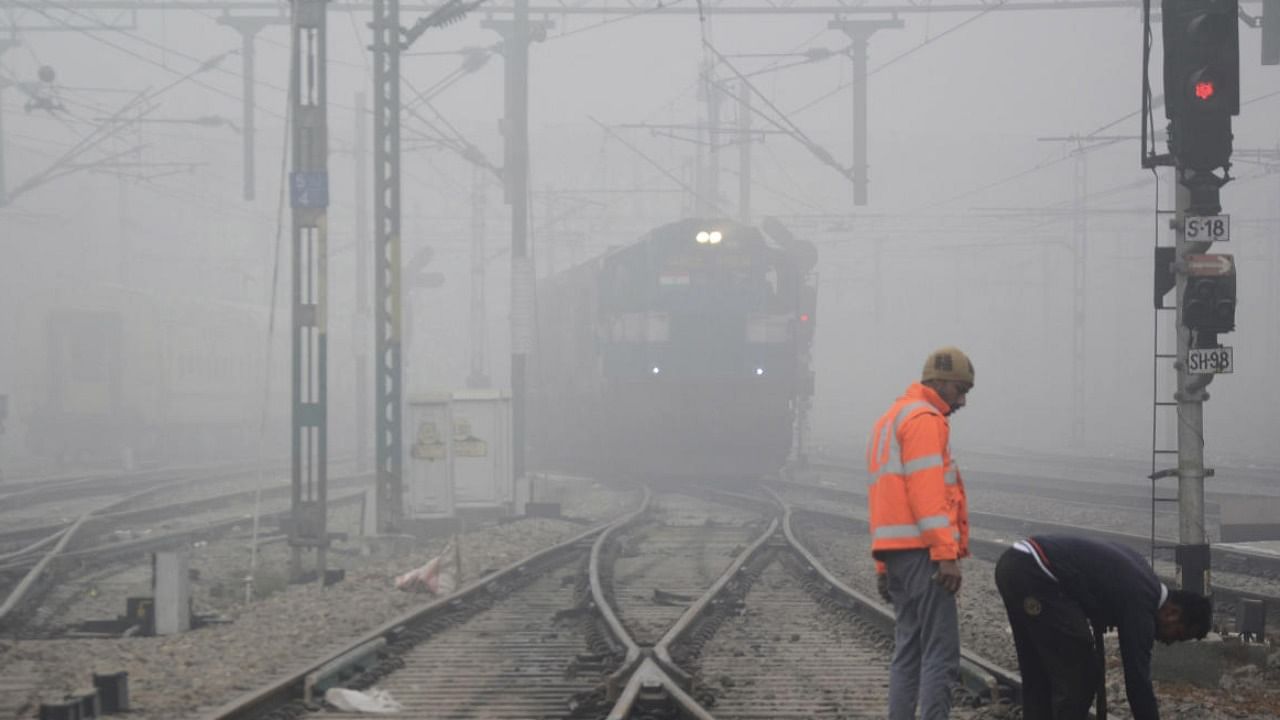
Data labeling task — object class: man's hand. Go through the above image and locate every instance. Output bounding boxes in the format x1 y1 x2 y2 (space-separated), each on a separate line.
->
934 559 962 594
877 573 892 604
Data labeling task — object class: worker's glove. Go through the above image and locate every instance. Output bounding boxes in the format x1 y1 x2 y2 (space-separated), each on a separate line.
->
876 573 892 605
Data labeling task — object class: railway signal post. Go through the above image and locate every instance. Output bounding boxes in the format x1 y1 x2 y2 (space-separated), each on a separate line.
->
1159 0 1241 595
288 0 331 584
482 0 550 510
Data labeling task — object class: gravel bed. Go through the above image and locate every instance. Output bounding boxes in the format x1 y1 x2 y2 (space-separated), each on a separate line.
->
0 482 641 720
797 518 1280 719
692 558 992 719
800 521 1016 669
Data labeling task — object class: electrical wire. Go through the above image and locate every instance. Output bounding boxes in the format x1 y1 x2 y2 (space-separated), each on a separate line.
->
705 42 854 184
790 1 1007 117
15 0 288 120
544 0 690 43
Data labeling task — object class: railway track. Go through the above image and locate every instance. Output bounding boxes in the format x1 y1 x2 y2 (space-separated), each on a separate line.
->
0 470 370 635
206 483 1022 720
771 478 1280 635
777 465 1280 578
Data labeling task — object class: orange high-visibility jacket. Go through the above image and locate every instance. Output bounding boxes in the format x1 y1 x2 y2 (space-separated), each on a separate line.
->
866 383 969 572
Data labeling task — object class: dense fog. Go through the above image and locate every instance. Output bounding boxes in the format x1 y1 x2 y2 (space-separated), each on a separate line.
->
1 2 1277 476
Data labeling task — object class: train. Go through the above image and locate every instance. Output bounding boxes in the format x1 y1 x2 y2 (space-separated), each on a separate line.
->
13 284 297 468
529 217 818 479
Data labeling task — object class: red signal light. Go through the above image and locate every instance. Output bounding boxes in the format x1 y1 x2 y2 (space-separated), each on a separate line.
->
800 313 810 323
1194 80 1216 101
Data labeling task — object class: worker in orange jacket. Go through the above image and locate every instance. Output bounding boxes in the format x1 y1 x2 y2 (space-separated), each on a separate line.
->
867 346 973 720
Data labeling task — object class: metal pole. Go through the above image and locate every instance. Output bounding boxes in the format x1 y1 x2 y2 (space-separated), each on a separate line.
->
373 0 404 532
241 25 256 201
510 0 531 498
468 165 489 388
830 18 901 207
288 0 330 583
0 82 6 206
0 39 15 207
482 10 546 509
217 16 273 202
1072 146 1088 446
737 80 751 224
354 91 371 472
1173 176 1211 595
850 32 868 206
706 60 720 214
1272 162 1279 362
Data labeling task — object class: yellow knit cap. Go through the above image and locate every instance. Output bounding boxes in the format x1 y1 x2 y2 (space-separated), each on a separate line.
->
921 346 975 386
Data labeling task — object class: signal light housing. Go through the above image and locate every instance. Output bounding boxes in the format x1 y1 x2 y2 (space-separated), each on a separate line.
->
1162 0 1239 173
1182 274 1237 334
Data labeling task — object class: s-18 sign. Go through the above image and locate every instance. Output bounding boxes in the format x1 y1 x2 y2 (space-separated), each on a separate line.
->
1185 215 1230 243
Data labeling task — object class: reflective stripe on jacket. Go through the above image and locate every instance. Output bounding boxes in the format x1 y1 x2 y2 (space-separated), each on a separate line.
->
866 383 969 568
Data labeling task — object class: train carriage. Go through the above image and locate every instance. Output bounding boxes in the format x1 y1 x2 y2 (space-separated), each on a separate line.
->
17 285 284 467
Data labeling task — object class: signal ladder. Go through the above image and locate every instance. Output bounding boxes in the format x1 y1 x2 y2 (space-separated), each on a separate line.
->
1149 203 1180 565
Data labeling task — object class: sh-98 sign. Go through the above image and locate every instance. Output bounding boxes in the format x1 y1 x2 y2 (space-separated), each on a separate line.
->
1187 347 1233 375
1185 215 1230 242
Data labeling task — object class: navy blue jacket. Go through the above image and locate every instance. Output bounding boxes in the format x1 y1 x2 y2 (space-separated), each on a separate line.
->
1031 535 1166 720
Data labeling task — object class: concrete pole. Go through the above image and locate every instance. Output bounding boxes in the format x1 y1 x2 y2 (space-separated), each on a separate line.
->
1173 178 1212 595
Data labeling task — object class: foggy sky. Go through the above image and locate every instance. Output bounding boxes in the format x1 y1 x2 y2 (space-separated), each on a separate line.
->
1 2 1278 469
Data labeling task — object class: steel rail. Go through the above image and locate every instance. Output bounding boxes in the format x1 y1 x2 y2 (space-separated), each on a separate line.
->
767 487 1024 707
0 525 70 565
0 0 1173 15
794 503 1280 642
605 657 717 720
0 469 364 556
587 487 652 680
201 512 627 720
651 513 780 679
0 459 288 512
767 477 1280 581
0 490 367 575
587 486 778 718
0 513 91 626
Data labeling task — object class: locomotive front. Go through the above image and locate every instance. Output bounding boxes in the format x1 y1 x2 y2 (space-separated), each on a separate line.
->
593 219 814 478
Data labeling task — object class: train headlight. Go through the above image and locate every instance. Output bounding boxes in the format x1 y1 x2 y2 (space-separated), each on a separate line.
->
709 230 723 245
652 366 662 375
695 231 711 244
755 367 765 376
